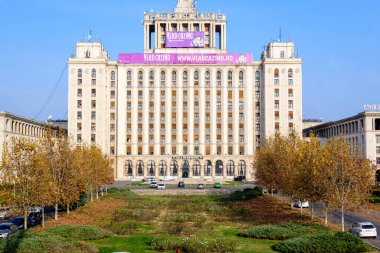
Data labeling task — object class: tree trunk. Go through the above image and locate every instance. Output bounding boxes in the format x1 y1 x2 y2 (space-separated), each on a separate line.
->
341 205 345 232
96 190 99 199
23 208 28 230
66 205 70 214
105 185 108 194
42 208 45 228
54 203 58 220
101 189 104 197
301 204 303 214
324 208 328 226
90 186 93 202
310 203 314 219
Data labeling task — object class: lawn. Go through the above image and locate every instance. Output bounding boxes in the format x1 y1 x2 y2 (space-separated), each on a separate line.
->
5 188 364 253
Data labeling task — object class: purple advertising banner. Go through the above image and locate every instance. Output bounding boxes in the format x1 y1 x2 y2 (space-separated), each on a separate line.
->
166 31 205 48
118 53 253 65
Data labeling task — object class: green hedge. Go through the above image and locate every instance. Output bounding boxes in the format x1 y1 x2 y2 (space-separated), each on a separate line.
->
272 232 370 253
238 223 331 240
46 225 112 241
0 230 98 253
151 236 237 253
228 187 263 201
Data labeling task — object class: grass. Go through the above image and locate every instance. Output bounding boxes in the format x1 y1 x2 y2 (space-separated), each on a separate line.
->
3 188 358 253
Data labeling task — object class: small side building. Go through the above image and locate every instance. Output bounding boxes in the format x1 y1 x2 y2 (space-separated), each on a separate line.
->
0 112 62 158
303 111 380 183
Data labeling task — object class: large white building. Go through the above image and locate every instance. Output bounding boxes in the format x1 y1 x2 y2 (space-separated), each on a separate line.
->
68 0 303 180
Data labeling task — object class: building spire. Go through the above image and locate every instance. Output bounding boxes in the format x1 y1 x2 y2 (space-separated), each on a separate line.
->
175 0 196 13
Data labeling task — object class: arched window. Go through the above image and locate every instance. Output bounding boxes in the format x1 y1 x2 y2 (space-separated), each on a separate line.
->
149 70 154 80
171 160 178 176
138 71 143 80
274 69 279 78
228 71 233 81
161 71 166 80
127 71 132 81
204 160 212 177
255 71 260 80
238 160 246 176
172 71 177 81
239 71 244 87
280 51 285 59
183 71 188 81
194 71 199 81
192 160 201 177
137 161 144 177
288 69 293 78
159 161 167 176
91 69 96 78
148 160 155 176
217 71 221 80
78 69 82 78
125 160 133 177
227 160 235 176
215 160 223 177
205 71 210 80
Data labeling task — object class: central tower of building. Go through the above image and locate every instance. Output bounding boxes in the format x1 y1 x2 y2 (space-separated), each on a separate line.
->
144 0 226 53
68 0 303 181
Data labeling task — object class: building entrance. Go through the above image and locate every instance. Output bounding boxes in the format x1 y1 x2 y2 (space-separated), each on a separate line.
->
182 161 189 178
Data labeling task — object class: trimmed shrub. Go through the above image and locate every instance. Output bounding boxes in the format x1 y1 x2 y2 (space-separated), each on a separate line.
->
46 225 112 241
151 236 237 253
0 230 98 253
228 187 263 201
107 220 140 235
272 232 370 253
238 223 331 240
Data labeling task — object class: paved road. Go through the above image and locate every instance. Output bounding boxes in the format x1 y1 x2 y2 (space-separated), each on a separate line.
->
313 203 380 250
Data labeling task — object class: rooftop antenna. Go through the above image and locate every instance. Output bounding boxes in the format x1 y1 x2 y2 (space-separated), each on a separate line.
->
86 30 92 42
278 27 282 42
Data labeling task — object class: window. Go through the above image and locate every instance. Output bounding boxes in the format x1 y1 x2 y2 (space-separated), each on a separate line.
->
91 79 96 85
78 69 82 78
256 124 260 131
288 79 293 86
377 158 380 165
91 100 96 108
376 135 380 143
274 79 279 85
110 135 115 143
239 101 244 110
77 79 82 85
138 71 143 80
77 123 82 131
228 101 232 110
91 134 96 142
288 69 293 78
91 123 96 131
77 134 82 143
274 89 279 97
91 111 96 120
377 147 380 154
274 69 279 78
239 71 244 87
127 71 132 80
91 69 96 78
240 135 245 143
77 111 82 119
255 71 260 80
111 71 116 80
280 51 285 59
288 100 294 109
77 100 82 108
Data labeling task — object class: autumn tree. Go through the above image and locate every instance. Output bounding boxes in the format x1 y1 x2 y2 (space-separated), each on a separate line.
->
322 138 374 231
0 138 39 229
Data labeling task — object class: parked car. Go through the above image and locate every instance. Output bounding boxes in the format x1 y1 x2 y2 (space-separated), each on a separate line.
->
150 181 158 188
197 184 205 190
0 209 11 220
262 188 278 194
28 212 42 226
0 223 18 239
10 217 27 229
157 183 166 190
178 181 185 188
143 177 156 182
294 200 310 208
159 176 174 182
234 176 246 182
213 182 222 188
28 206 42 213
350 222 377 238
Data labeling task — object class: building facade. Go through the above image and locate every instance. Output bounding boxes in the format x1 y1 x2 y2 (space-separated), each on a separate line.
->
68 0 303 180
0 111 60 157
303 111 380 180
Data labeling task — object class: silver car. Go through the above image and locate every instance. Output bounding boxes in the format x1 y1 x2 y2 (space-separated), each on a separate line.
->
350 222 377 238
0 223 18 239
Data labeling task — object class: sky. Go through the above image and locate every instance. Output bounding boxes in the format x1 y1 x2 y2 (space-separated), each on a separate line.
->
0 0 379 122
